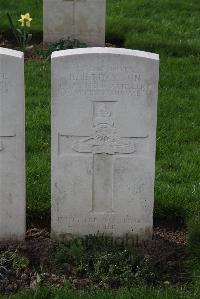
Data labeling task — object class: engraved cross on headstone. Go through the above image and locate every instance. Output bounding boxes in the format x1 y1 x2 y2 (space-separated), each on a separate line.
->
63 0 76 25
60 101 148 213
63 0 85 26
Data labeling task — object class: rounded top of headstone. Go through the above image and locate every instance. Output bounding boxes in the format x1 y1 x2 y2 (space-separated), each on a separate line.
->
51 47 159 61
0 47 24 59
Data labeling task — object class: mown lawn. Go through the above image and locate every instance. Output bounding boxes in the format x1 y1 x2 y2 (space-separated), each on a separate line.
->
0 0 200 294
25 61 51 219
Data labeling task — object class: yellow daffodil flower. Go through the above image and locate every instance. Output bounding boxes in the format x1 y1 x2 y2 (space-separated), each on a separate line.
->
18 13 32 27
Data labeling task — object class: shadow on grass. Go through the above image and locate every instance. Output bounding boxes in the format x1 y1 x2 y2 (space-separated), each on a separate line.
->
154 207 186 230
26 209 51 230
125 37 200 58
1 30 43 44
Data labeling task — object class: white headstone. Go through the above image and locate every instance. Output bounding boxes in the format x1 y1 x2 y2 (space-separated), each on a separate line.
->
51 48 159 240
0 48 25 241
43 0 106 46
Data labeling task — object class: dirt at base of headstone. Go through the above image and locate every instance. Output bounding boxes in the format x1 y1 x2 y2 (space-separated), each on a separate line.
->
0 35 116 61
0 39 47 60
0 227 188 295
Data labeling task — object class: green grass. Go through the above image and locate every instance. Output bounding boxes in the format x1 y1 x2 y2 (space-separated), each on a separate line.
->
26 61 50 215
0 0 200 292
155 55 200 226
107 0 200 56
1 287 199 299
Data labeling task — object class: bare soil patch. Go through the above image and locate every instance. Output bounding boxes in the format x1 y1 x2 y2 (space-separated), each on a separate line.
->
0 227 188 295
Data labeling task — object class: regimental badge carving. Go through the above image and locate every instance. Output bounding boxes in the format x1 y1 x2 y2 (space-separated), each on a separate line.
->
72 103 135 155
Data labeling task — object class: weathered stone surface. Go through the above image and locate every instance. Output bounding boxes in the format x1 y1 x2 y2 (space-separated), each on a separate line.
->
51 48 159 240
0 48 25 241
43 0 106 46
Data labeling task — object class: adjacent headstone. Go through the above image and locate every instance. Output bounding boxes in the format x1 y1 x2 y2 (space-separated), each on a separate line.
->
0 48 25 241
43 0 106 46
51 48 159 240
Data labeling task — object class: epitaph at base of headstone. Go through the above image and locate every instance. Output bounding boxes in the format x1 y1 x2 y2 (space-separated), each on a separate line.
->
43 0 106 46
51 48 159 241
0 48 25 242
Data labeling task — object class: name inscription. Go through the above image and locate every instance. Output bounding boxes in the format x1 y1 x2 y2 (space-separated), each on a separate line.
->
55 65 148 97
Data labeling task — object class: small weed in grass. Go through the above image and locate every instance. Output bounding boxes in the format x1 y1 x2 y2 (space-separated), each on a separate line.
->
36 38 87 59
